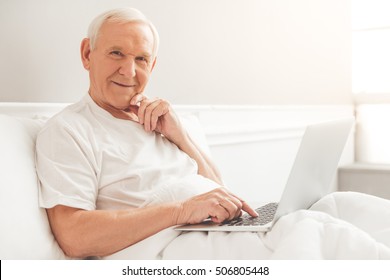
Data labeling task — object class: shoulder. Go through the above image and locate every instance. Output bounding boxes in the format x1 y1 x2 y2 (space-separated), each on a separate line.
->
38 99 93 140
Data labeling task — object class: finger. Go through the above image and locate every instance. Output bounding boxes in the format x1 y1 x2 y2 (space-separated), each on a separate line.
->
222 195 244 220
224 190 258 218
207 188 242 220
241 201 258 217
137 98 153 126
226 193 243 210
233 206 243 219
142 99 162 132
210 208 230 224
207 199 230 223
216 188 243 210
130 93 147 106
150 101 169 131
218 199 239 221
127 105 139 116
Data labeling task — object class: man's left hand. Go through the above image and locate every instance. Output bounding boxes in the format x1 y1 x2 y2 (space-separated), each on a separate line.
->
129 94 186 145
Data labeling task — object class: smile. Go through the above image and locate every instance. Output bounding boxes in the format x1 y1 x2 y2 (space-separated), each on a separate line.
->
112 81 135 87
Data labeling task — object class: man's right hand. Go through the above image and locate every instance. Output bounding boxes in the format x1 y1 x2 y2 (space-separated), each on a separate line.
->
175 187 258 225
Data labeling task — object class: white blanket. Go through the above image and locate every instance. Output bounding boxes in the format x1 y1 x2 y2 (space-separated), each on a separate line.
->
104 191 390 260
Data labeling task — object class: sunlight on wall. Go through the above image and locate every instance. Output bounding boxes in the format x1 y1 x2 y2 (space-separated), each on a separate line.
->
353 30 390 94
356 104 390 163
352 0 390 95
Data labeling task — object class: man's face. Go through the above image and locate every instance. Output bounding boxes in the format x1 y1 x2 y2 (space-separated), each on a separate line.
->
82 21 155 110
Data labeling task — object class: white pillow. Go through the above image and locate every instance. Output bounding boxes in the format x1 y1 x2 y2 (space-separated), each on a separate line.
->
0 114 66 259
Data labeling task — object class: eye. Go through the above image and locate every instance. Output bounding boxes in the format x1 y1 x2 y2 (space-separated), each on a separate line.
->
110 50 124 57
136 56 149 63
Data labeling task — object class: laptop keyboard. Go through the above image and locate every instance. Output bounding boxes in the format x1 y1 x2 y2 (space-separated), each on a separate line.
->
221 202 279 227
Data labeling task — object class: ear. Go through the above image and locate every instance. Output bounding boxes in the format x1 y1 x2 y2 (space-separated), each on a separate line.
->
150 57 157 73
80 38 92 70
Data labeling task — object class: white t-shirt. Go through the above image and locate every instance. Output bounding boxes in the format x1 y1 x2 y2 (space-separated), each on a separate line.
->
36 94 217 211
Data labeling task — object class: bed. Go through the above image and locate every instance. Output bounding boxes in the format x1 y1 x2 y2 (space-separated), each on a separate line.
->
1 103 390 260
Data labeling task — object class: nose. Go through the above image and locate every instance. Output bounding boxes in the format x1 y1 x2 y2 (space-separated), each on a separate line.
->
118 58 136 78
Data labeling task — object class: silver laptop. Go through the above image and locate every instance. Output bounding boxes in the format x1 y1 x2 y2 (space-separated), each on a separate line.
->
175 118 354 232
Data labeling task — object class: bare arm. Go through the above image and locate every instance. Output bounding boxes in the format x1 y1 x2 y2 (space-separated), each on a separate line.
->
47 188 257 258
133 96 223 184
175 132 223 185
47 202 181 258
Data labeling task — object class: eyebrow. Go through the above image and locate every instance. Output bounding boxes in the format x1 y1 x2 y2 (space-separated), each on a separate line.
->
107 46 152 58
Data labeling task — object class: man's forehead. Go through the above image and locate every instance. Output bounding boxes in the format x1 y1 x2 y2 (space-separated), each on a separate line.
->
101 22 151 41
96 21 154 52
100 21 152 39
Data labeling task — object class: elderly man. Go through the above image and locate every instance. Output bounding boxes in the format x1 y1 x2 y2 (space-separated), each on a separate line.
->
36 7 257 258
36 7 390 260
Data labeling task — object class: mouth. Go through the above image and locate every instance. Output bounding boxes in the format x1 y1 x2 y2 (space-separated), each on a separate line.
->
112 81 136 88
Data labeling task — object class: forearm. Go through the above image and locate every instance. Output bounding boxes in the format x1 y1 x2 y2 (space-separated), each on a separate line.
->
47 202 181 258
176 133 223 185
131 97 222 184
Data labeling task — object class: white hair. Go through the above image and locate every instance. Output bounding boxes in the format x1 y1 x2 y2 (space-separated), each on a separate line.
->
87 7 159 59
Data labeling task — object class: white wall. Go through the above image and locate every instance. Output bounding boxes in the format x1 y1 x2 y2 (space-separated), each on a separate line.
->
0 0 351 105
199 106 355 201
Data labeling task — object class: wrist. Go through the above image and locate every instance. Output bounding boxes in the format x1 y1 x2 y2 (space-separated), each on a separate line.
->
165 130 189 149
174 132 196 153
170 201 185 225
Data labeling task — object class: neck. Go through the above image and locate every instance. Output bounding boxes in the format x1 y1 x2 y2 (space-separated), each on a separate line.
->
88 91 140 122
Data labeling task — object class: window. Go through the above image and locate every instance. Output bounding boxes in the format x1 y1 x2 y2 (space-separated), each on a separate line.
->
352 0 390 103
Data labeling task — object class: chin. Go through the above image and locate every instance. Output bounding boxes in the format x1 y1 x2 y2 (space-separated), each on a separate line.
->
109 96 133 110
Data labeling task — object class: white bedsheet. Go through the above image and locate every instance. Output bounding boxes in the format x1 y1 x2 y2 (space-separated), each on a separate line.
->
104 191 390 260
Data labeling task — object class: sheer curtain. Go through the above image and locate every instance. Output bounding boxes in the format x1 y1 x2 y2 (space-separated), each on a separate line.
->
353 0 390 163
353 0 390 102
